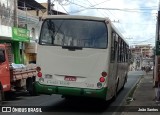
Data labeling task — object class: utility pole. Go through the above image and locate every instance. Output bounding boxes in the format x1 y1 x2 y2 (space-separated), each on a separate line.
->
154 0 160 102
158 0 160 40
48 0 51 15
14 0 18 27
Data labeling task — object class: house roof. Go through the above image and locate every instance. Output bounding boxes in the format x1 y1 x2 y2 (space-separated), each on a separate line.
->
51 10 68 15
18 0 46 12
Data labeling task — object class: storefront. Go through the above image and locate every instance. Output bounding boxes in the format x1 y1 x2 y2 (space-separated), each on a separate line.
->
25 42 37 64
12 27 30 64
0 25 14 63
0 26 30 64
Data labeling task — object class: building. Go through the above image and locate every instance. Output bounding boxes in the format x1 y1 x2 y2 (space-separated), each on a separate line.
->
0 0 46 64
130 44 154 58
17 0 46 64
18 0 67 64
24 1 67 64
0 0 67 64
0 0 23 64
17 9 40 64
27 3 67 17
129 44 154 70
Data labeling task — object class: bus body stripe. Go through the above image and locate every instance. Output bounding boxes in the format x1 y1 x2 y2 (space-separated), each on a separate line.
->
34 82 107 99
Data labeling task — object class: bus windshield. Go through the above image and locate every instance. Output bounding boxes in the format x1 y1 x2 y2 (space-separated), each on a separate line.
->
39 19 108 49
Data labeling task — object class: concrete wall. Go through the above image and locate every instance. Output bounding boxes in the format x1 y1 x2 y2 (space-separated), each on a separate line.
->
27 3 48 17
0 0 14 26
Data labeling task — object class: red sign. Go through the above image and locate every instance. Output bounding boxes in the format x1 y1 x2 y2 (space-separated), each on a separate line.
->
64 76 76 81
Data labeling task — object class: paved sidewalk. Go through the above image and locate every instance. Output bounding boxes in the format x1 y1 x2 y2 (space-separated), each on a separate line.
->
121 71 160 115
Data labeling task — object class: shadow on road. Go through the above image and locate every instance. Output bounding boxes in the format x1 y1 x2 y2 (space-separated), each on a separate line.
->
43 97 113 113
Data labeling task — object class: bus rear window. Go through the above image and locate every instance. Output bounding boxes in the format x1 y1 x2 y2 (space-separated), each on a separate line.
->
39 19 108 49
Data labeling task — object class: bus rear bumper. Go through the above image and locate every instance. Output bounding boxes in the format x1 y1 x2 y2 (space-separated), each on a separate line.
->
34 82 107 100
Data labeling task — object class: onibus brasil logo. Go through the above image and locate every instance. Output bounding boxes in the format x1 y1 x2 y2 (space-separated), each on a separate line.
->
1 107 42 112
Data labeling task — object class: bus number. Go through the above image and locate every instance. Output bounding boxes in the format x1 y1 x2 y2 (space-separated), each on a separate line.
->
60 81 70 85
47 80 58 85
85 83 94 88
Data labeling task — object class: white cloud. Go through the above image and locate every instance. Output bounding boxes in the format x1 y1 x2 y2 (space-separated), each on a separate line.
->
36 0 159 46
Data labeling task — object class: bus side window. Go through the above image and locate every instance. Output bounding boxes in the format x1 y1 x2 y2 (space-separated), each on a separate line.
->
110 32 116 62
0 50 5 63
118 37 121 62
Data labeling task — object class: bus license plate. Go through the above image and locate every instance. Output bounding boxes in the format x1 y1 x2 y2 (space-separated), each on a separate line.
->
64 76 76 81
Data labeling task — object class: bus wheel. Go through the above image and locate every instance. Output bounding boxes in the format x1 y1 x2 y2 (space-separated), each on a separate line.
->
122 78 126 89
0 82 3 105
122 75 127 90
4 92 16 100
112 81 119 101
27 77 38 96
29 84 38 96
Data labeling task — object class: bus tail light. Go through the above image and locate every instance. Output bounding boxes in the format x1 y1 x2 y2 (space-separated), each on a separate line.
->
99 77 105 82
101 72 107 77
37 72 42 77
36 66 42 77
36 66 41 72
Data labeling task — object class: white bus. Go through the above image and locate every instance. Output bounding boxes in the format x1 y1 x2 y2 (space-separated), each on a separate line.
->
34 15 130 101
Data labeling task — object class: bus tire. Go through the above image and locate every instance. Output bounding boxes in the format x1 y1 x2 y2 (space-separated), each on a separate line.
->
26 77 37 96
112 80 119 101
4 91 16 100
29 82 38 96
122 76 127 90
29 85 38 96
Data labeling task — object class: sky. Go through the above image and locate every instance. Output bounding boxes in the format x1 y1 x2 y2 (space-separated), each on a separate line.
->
35 0 159 46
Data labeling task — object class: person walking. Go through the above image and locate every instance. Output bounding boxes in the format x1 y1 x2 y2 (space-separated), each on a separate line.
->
145 66 150 74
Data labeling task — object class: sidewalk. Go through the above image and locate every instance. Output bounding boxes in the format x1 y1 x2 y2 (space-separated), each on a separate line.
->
121 71 160 115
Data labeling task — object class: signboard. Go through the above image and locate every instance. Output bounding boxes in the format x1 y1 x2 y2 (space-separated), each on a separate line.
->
12 27 30 42
0 25 12 38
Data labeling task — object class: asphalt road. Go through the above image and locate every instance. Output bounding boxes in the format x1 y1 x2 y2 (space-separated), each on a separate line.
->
1 71 144 115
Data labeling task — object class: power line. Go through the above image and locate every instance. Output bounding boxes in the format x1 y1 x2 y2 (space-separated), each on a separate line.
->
92 0 112 18
67 1 89 9
91 0 126 35
58 2 69 14
68 0 110 14
86 0 109 17
69 6 157 14
75 0 92 8
119 22 156 25
84 8 157 13
131 38 154 43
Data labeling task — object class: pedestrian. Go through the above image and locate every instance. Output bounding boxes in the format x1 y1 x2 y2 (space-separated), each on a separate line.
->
145 66 150 74
141 66 145 71
131 66 134 71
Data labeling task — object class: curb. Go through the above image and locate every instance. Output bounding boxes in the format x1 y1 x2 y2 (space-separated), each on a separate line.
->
112 74 144 115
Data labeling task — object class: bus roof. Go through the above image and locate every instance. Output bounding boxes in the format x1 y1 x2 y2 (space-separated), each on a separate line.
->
42 15 109 21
